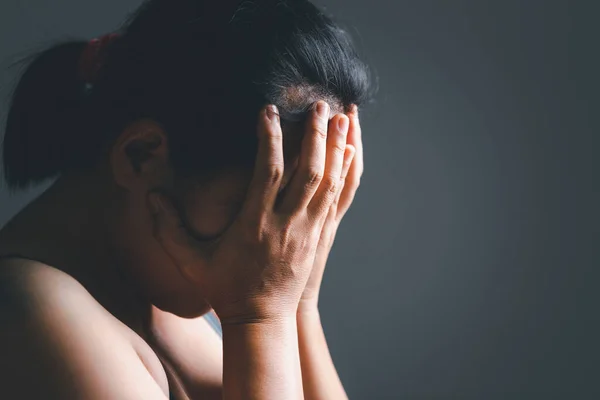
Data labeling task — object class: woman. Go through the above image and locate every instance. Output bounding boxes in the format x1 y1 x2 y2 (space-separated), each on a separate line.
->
0 0 372 398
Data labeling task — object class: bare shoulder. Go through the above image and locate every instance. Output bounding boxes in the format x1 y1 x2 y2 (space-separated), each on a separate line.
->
0 258 98 328
0 257 90 304
0 258 116 330
0 259 168 400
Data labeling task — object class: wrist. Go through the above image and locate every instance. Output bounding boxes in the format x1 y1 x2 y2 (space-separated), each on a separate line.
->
297 299 320 319
220 310 298 327
222 314 299 349
215 298 299 326
296 306 323 338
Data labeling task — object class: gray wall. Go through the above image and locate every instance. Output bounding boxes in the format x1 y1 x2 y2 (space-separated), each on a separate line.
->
1 0 598 398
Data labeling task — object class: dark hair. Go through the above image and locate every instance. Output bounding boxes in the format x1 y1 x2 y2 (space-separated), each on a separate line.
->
2 0 373 189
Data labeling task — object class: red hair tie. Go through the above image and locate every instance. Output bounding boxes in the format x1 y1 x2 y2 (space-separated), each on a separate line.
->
78 33 120 84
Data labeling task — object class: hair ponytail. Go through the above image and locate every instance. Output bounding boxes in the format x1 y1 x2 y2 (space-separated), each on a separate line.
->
2 0 373 190
2 41 87 189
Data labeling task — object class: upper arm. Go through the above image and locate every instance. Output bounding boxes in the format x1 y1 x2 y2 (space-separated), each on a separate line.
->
0 264 168 400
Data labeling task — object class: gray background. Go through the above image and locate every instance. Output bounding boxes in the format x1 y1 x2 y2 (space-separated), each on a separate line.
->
1 0 598 399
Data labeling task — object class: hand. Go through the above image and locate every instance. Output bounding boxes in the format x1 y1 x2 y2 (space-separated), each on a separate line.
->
148 102 351 324
299 105 363 312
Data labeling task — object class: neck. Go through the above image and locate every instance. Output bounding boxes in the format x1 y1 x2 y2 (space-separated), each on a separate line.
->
0 173 152 333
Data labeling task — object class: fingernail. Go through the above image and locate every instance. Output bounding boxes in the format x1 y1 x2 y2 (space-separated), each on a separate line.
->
316 101 329 118
266 105 279 122
338 115 349 134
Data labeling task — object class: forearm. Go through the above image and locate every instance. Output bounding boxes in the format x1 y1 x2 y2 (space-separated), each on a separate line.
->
297 308 348 400
222 316 303 400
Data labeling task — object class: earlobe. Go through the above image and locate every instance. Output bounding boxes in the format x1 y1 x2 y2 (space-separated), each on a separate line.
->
110 119 170 190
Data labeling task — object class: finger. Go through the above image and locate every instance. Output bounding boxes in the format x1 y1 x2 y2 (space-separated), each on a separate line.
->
335 147 359 223
323 144 355 228
318 205 337 251
338 105 363 214
322 144 355 213
346 104 363 178
333 144 356 203
279 101 330 214
243 105 285 216
148 192 205 281
340 144 356 186
308 112 349 217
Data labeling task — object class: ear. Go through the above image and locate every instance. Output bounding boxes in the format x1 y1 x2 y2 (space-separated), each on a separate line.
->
110 119 171 191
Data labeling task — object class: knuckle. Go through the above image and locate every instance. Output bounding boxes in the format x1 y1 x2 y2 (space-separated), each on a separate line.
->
323 176 339 195
332 141 347 155
304 168 324 188
313 125 328 140
267 128 283 141
264 163 284 185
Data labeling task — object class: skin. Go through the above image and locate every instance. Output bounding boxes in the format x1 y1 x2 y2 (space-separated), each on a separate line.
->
0 100 363 399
